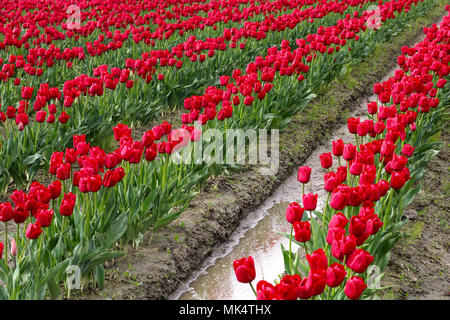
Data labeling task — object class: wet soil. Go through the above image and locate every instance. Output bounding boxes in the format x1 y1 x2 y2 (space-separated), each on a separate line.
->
381 123 450 300
75 3 448 300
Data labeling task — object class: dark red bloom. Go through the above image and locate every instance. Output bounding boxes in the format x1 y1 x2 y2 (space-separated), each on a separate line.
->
233 256 256 283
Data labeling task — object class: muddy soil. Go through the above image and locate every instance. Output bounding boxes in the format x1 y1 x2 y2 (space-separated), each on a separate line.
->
74 3 448 300
381 123 450 300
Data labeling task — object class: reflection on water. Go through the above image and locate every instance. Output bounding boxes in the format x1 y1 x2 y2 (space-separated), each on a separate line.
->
179 202 295 300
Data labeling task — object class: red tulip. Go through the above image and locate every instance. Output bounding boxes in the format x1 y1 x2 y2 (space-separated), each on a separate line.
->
302 193 317 211
48 180 62 199
329 191 348 211
256 280 278 300
0 202 13 222
390 171 406 190
346 249 374 273
306 248 328 272
332 139 344 157
401 144 415 157
58 111 70 124
297 166 311 184
233 256 256 283
293 221 311 242
319 152 332 169
285 202 304 224
36 209 54 228
345 276 367 300
305 270 327 296
343 144 356 161
326 263 347 287
25 222 43 240
275 274 302 300
324 172 340 192
56 163 71 180
60 192 76 217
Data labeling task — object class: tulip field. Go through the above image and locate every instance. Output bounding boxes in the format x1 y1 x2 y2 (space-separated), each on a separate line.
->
0 0 448 301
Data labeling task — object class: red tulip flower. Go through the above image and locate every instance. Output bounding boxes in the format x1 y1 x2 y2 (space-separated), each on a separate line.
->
297 166 312 184
346 249 374 273
319 152 333 169
302 193 318 211
25 222 43 240
326 263 347 287
233 256 256 283
332 139 344 157
345 276 367 300
285 202 304 224
293 221 311 242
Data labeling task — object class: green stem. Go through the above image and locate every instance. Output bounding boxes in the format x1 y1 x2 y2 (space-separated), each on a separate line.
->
17 238 30 266
249 282 257 297
303 242 309 256
323 192 331 227
288 224 293 275
4 221 8 264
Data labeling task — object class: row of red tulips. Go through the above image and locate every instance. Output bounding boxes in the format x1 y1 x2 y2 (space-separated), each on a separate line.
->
233 6 449 299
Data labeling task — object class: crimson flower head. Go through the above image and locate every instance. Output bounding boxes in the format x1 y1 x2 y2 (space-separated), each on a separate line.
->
390 171 406 190
343 144 357 161
58 111 70 124
346 249 374 273
21 86 34 100
347 117 360 134
285 202 304 224
25 222 43 240
297 166 312 184
332 139 344 157
345 276 367 300
275 274 302 300
302 193 318 211
306 248 328 272
330 191 349 211
324 172 340 192
233 256 256 283
305 269 327 296
319 152 333 169
326 263 347 287
0 202 13 222
36 209 54 228
48 180 62 199
256 280 278 300
60 192 76 217
293 221 311 242
401 144 415 157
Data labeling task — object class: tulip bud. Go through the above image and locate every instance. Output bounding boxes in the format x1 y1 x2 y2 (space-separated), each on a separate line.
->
10 237 17 257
